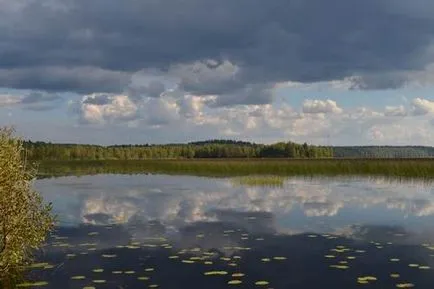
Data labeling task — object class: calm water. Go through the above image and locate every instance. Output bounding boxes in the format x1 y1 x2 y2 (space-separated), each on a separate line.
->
26 175 434 288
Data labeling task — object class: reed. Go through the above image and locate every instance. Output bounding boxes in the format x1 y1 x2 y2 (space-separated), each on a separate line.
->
36 158 434 180
231 175 286 187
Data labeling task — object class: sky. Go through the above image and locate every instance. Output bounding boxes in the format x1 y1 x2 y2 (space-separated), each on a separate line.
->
1 0 434 146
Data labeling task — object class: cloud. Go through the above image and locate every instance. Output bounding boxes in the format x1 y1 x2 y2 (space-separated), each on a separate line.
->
74 94 139 124
384 105 407 117
0 94 22 106
0 91 63 111
21 92 61 104
0 0 434 101
412 98 434 115
302 99 343 114
142 97 180 126
302 201 343 217
0 67 130 94
126 80 166 101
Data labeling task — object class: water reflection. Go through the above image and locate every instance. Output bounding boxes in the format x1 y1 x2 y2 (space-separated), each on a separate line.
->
25 175 434 288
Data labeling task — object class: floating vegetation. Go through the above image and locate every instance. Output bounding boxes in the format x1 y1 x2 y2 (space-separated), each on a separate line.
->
124 271 136 274
16 282 49 287
71 276 86 280
92 280 106 283
88 232 99 236
408 264 419 268
419 266 430 270
101 254 117 258
66 253 76 258
138 276 150 280
92 268 104 273
254 280 270 286
182 260 195 264
204 261 213 265
308 235 318 238
145 268 155 272
79 243 97 247
357 276 377 284
149 285 159 288
112 271 123 274
189 256 203 261
169 255 179 259
390 258 400 262
126 245 140 249
82 287 96 289
228 280 243 285
324 255 336 258
204 271 228 276
232 273 245 277
273 256 287 260
330 265 349 270
261 258 271 262
396 283 415 288
231 175 285 187
28 262 50 269
390 274 400 278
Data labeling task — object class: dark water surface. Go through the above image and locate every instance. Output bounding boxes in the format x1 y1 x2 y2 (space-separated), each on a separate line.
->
24 175 434 288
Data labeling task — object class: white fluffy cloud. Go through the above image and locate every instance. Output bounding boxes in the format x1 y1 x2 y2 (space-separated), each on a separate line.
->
412 97 434 115
38 92 434 145
384 105 407 117
76 94 138 124
0 94 22 106
302 99 343 114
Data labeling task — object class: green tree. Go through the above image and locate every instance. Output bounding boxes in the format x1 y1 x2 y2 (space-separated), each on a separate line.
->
0 128 55 285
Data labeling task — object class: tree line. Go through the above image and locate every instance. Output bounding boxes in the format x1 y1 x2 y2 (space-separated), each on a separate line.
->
23 140 334 161
333 146 434 158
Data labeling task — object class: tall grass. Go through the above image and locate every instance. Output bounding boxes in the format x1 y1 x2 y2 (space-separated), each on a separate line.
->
231 175 286 187
36 159 434 180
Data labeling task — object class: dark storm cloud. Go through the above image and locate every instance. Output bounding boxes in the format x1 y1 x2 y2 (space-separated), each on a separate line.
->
21 92 61 104
0 67 131 94
20 91 63 111
0 0 434 98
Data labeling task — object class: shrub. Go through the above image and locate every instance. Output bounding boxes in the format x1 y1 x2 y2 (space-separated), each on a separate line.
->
0 128 55 284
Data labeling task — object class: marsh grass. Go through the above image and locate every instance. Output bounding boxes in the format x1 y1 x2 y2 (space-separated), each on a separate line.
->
36 158 434 180
231 175 286 187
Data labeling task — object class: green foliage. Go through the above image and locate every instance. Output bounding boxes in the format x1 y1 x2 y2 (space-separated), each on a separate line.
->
23 140 333 161
0 128 55 283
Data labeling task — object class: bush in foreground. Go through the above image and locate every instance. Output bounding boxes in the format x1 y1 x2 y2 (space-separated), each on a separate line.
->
0 128 55 286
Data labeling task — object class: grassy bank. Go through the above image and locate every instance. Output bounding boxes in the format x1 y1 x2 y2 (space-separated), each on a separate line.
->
35 158 434 180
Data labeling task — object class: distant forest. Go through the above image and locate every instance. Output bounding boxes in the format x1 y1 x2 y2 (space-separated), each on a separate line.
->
333 146 434 158
22 139 434 160
23 139 333 160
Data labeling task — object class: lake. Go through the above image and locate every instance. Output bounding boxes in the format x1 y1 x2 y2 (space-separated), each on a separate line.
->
25 174 434 288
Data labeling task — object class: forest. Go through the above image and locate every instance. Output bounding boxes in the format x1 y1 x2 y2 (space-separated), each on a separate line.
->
23 139 434 161
23 140 333 160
